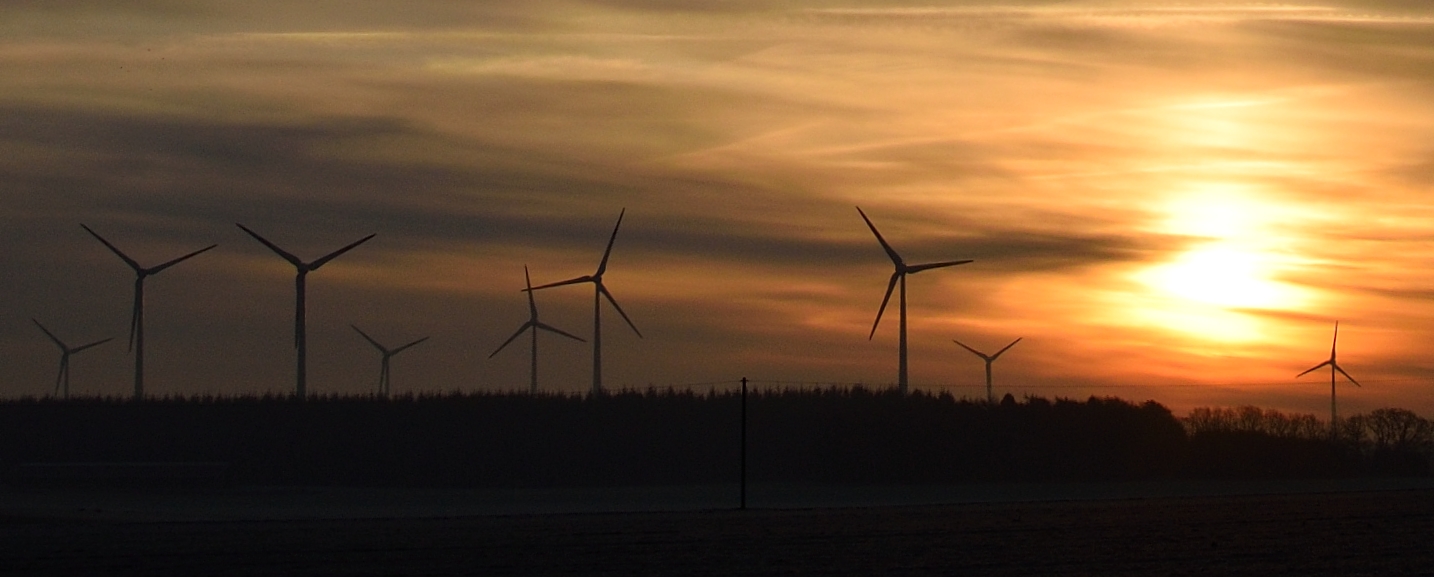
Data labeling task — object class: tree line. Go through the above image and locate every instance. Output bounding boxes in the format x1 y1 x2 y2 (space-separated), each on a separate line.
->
0 389 1426 488
1185 405 1433 477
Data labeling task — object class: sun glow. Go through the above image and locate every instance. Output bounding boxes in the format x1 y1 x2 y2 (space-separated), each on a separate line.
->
1143 244 1284 309
1131 184 1311 341
1160 189 1269 240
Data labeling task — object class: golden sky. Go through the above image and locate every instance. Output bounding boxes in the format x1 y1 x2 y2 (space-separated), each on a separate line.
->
3 1 1433 416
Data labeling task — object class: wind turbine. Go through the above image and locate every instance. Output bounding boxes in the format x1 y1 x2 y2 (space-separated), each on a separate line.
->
857 207 973 395
81 224 216 401
350 325 427 397
490 266 586 394
527 209 642 395
952 336 1022 404
32 319 112 399
1297 321 1360 439
236 224 375 398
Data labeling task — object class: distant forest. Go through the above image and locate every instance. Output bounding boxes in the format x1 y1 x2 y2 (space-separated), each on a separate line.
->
0 388 1429 488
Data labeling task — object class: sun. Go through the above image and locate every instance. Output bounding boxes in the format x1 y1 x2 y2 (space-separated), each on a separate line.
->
1142 244 1283 309
1130 184 1311 341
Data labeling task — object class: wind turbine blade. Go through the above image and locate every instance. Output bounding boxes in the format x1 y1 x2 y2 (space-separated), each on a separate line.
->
80 224 142 271
235 224 304 267
535 321 587 342
350 324 384 351
856 207 903 266
598 284 642 338
149 244 217 274
31 319 65 349
1297 361 1331 378
868 272 900 340
1334 364 1361 387
392 337 429 354
907 259 974 274
528 275 593 291
951 338 989 360
310 233 376 270
72 337 114 353
523 266 538 315
595 208 626 277
489 323 533 358
1331 321 1339 358
991 337 1023 359
128 279 142 351
54 364 64 395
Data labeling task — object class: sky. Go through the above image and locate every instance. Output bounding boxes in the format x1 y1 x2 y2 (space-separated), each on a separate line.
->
3 0 1434 416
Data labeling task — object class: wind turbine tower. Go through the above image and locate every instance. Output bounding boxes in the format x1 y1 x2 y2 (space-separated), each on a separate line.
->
528 209 642 395
1297 321 1361 440
952 336 1022 403
81 224 216 401
237 224 375 398
32 319 112 399
351 325 427 397
857 207 973 395
490 266 586 394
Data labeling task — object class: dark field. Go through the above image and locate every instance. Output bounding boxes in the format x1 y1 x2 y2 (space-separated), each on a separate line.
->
5 486 1434 575
5 393 1432 574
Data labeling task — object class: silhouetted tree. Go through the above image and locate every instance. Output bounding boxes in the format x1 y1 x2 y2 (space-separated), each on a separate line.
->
3 394 1427 488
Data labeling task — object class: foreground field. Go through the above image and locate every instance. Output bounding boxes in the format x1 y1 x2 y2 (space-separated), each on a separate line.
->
4 485 1434 575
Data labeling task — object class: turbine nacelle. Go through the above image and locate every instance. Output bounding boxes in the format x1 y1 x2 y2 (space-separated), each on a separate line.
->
492 266 586 361
236 224 375 273
81 224 215 400
1296 360 1361 387
33 319 113 398
351 324 427 396
237 224 375 397
952 337 1023 362
352 324 429 357
1297 321 1361 439
858 208 972 340
1296 321 1360 387
855 206 974 395
525 209 641 394
952 336 1021 403
82 224 217 350
527 209 643 339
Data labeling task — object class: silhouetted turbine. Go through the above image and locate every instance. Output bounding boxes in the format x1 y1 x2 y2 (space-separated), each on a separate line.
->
952 337 1022 404
236 224 375 398
528 209 642 395
1297 321 1360 439
490 266 586 394
857 207 973 395
81 224 216 401
32 319 112 399
350 325 427 397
